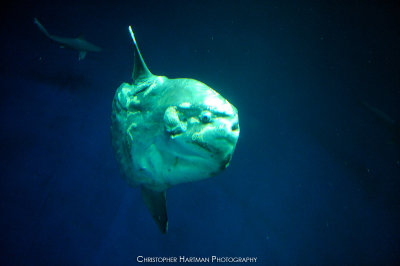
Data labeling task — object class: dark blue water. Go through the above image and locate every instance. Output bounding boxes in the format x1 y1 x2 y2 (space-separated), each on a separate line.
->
1 1 399 264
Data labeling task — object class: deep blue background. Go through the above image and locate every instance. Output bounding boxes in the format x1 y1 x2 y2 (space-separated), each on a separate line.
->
1 0 399 264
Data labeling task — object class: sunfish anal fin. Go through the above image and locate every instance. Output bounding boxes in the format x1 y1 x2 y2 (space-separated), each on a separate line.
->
140 186 168 233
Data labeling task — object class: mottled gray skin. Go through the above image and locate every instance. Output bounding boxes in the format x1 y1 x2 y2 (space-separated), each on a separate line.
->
111 27 239 233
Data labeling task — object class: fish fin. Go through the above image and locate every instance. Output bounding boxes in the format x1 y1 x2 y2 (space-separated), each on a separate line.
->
78 51 87 60
128 26 154 84
34 17 51 38
141 186 168 233
77 33 85 40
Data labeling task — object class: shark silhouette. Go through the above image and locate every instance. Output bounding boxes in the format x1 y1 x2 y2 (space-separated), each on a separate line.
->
34 18 102 60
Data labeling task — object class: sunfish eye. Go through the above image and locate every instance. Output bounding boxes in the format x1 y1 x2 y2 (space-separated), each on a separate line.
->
199 111 212 123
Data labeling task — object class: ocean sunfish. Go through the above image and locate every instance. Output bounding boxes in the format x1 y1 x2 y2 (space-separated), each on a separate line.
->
34 18 102 60
111 26 240 233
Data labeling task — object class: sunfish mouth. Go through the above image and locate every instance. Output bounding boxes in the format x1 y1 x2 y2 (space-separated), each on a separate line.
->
221 120 240 143
213 128 239 145
192 118 239 153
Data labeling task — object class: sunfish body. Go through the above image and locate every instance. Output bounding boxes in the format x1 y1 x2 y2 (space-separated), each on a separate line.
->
34 18 102 60
111 27 240 233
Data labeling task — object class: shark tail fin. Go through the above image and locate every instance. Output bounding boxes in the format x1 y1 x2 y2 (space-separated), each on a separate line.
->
140 186 168 233
34 18 51 38
128 26 153 84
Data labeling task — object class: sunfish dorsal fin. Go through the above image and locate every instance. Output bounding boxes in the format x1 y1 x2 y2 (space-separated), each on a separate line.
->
129 26 153 84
